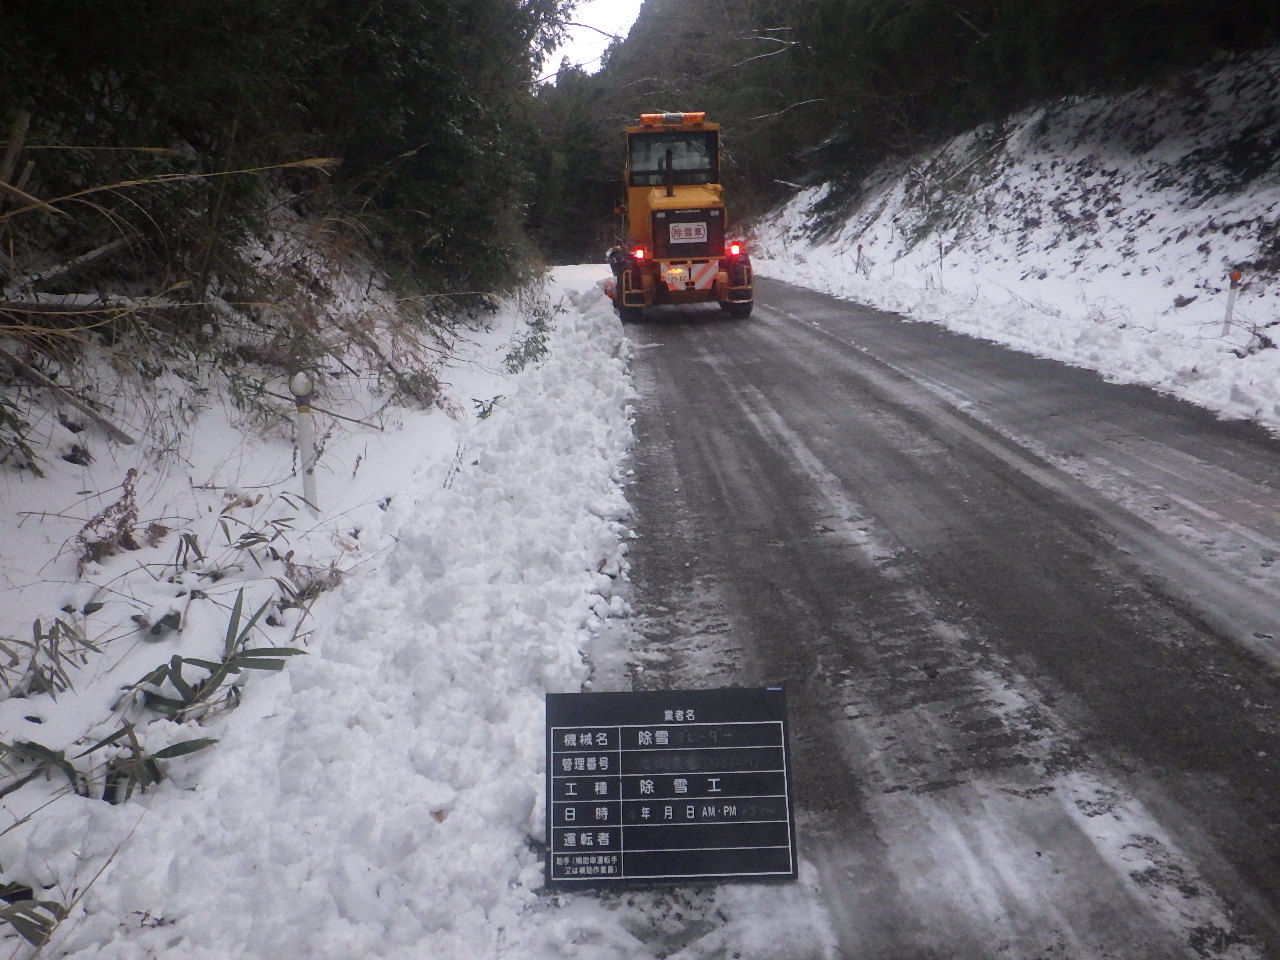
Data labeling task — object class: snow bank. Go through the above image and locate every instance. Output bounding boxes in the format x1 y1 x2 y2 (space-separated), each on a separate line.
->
1 271 638 957
753 46 1280 432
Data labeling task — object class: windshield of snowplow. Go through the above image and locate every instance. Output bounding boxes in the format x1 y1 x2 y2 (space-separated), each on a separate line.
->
628 131 718 187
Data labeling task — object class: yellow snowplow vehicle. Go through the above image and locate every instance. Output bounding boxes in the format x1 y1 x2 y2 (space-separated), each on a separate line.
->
605 112 753 321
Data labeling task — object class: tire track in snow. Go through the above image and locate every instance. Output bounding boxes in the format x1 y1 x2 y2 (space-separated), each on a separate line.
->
621 294 1277 958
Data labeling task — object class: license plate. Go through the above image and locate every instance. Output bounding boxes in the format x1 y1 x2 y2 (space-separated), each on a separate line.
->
669 221 707 244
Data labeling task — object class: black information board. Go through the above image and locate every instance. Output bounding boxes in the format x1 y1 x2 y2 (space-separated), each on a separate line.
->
545 687 797 886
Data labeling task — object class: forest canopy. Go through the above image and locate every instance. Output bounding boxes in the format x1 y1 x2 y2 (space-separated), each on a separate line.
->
528 0 1280 263
6 0 1279 278
2 0 572 303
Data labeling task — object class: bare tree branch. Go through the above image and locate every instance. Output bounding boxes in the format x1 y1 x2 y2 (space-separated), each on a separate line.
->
750 99 827 123
563 21 623 41
0 344 136 444
1 239 130 300
728 46 795 70
736 35 797 47
952 9 990 38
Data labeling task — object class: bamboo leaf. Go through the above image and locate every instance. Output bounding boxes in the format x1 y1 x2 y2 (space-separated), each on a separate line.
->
5 741 79 791
191 663 234 704
1 898 65 947
137 663 169 687
233 598 273 650
223 588 245 657
9 740 63 764
0 768 42 801
151 738 218 760
167 655 194 702
238 647 307 658
142 691 188 714
73 724 132 758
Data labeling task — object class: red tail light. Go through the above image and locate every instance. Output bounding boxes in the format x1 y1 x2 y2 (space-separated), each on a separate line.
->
632 247 646 260
728 242 743 257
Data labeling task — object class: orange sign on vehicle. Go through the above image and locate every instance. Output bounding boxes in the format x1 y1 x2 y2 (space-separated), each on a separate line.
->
638 112 707 126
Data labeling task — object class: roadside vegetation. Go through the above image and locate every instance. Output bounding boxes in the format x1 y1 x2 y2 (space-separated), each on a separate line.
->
2 0 571 448
1 2 572 948
1 0 575 525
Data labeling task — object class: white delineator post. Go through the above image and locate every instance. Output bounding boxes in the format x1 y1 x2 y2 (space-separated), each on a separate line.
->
289 371 319 516
1220 268 1243 338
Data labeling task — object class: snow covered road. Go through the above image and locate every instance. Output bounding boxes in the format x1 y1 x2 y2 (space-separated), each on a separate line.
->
621 278 1280 959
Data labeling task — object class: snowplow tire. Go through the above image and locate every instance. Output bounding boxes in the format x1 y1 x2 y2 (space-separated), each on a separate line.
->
726 301 753 319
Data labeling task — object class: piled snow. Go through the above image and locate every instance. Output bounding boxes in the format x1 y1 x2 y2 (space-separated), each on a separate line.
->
1 258 630 955
753 46 1280 432
39 276 631 958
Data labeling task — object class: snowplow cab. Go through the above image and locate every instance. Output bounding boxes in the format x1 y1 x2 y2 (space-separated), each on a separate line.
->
606 112 753 320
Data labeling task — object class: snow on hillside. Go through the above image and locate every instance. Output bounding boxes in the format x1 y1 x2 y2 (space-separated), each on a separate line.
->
753 46 1280 433
0 260 616 956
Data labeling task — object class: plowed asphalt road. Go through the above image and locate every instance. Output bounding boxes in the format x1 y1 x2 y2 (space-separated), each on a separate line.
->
618 277 1280 959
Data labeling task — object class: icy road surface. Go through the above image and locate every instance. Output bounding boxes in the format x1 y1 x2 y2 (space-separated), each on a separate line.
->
619 277 1280 959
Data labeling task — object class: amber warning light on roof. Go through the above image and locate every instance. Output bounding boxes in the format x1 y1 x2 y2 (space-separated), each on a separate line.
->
639 112 706 126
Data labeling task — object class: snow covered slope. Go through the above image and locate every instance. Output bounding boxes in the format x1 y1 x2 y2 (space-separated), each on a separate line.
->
754 46 1280 432
0 262 636 956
